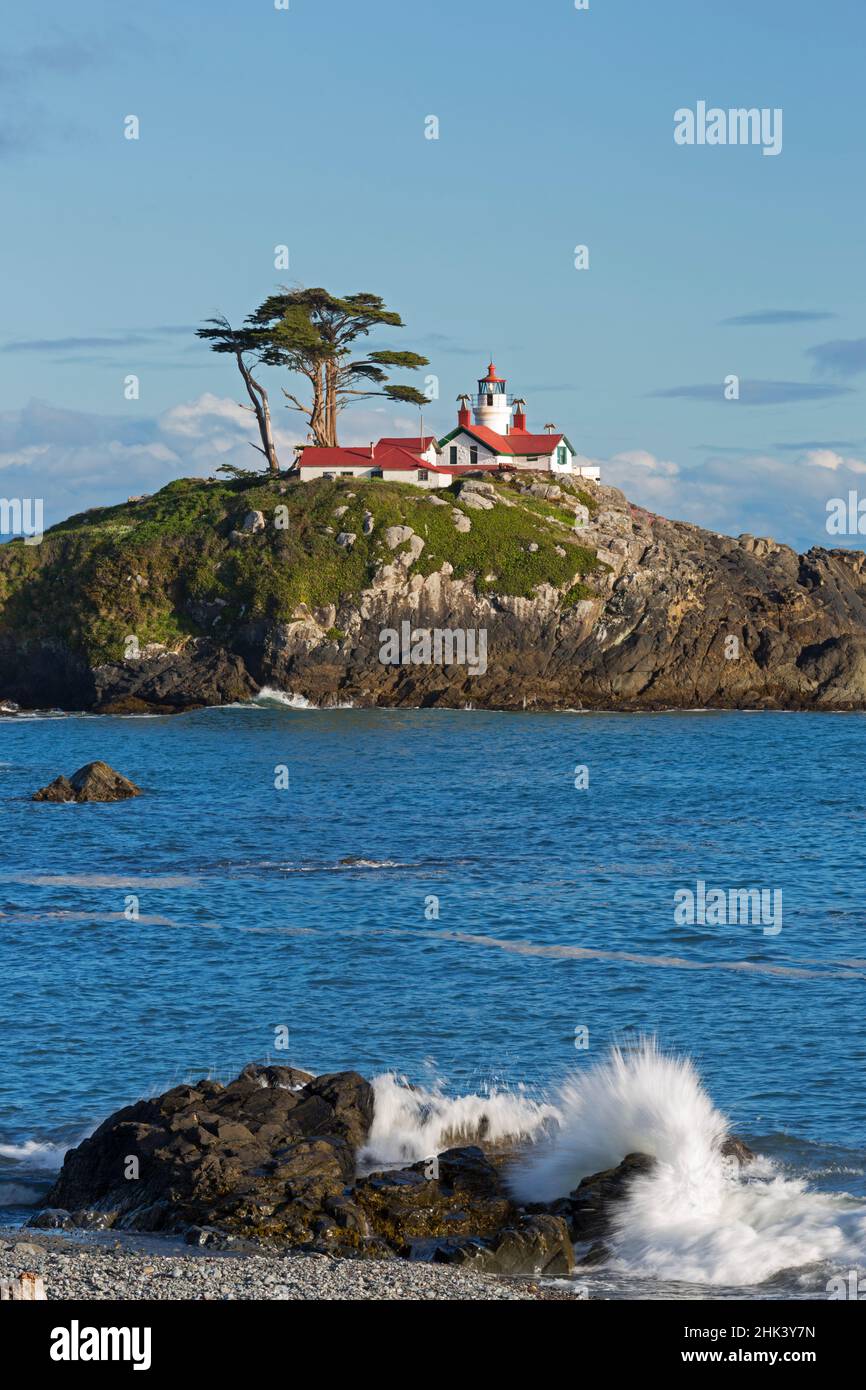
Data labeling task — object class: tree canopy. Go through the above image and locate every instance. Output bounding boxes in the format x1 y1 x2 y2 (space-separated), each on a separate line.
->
198 287 430 461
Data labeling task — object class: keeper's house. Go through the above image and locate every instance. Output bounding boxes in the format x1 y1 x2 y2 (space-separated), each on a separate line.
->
297 362 600 489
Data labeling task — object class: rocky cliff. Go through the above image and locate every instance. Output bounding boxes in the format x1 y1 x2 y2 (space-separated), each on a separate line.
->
2 468 866 712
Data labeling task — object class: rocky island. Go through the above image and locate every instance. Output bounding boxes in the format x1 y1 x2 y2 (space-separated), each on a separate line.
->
1 468 865 713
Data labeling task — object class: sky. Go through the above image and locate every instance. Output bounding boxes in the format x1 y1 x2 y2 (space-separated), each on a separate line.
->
2 0 866 549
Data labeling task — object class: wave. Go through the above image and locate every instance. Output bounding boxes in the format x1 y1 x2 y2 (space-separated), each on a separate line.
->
510 1040 866 1287
0 1182 45 1206
254 687 355 710
359 1072 556 1170
0 1135 80 1171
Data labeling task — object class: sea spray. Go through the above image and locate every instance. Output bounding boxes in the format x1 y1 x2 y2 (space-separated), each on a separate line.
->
509 1039 729 1204
359 1072 556 1171
512 1040 866 1287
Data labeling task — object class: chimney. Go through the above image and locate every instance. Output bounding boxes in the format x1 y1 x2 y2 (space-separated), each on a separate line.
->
370 441 375 457
457 393 471 428
513 397 527 432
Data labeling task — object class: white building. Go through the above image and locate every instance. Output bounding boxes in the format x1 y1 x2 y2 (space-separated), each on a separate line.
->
297 361 600 487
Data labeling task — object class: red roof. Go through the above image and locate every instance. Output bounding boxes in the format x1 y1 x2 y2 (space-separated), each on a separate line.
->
375 445 453 474
299 441 453 476
298 445 374 468
507 430 564 454
376 436 437 452
451 423 562 456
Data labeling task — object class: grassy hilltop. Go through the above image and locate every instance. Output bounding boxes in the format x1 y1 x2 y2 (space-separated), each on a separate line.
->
0 472 603 670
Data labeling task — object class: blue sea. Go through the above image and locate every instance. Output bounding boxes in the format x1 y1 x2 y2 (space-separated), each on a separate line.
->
2 700 865 1298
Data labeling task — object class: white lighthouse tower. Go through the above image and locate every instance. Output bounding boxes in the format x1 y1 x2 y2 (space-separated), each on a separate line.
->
473 361 512 434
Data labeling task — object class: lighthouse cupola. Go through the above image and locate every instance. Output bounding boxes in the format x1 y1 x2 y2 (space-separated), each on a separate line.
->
473 361 512 434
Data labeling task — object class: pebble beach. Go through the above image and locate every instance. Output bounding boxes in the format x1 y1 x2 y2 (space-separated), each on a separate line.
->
0 1230 583 1302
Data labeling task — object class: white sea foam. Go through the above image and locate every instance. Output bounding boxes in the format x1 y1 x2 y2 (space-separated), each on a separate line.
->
0 1137 76 1170
360 1072 556 1170
0 1182 45 1205
510 1040 866 1286
255 687 355 709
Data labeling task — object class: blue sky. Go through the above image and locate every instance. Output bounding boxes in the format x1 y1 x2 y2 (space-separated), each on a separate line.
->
3 0 866 547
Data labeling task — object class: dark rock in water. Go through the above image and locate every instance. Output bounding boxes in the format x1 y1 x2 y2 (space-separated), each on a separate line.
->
418 1213 573 1277
542 1152 657 1242
38 1065 377 1251
28 1208 73 1230
92 639 257 715
720 1135 755 1166
353 1143 574 1274
303 1072 375 1152
32 761 142 803
239 1062 314 1090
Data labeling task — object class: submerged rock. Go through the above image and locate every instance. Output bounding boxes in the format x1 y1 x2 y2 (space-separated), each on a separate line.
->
32 761 142 803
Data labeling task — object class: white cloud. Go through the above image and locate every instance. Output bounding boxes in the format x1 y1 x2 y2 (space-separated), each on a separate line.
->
801 448 866 474
0 394 439 529
597 446 866 551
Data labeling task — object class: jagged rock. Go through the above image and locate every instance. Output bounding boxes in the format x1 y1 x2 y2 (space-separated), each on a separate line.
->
335 532 356 549
396 534 425 566
32 761 142 803
451 510 471 533
92 640 257 715
459 489 494 511
28 1209 73 1229
303 1072 375 1151
239 1063 314 1089
362 510 374 535
241 510 266 533
423 1214 573 1277
529 483 562 501
720 1135 755 1166
542 1152 656 1242
460 480 496 498
383 526 415 550
38 1065 376 1249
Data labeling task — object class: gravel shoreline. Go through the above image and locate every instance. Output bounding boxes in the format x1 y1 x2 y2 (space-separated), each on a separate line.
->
0 1231 584 1301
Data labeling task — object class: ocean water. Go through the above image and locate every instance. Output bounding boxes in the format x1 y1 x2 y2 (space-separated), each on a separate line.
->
1 699 865 1299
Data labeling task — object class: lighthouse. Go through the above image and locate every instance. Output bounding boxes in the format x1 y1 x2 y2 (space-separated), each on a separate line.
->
473 362 512 434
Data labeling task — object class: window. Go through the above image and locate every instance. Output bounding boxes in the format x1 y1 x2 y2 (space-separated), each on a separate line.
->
470 446 478 466
486 393 493 406
371 467 382 478
418 469 428 481
449 445 458 466
340 470 353 476
557 446 568 468
323 471 335 479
